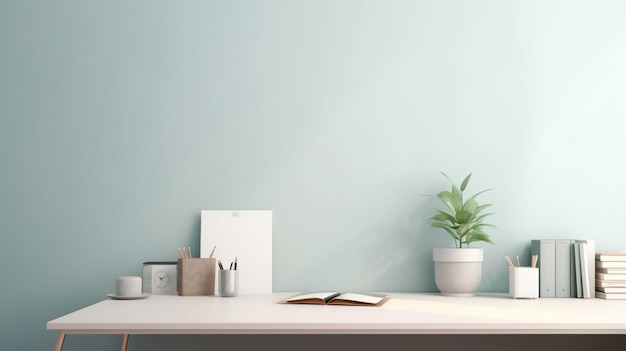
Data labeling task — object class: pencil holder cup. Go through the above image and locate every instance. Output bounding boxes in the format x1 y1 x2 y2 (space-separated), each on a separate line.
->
219 270 239 297
509 267 539 299
177 258 216 296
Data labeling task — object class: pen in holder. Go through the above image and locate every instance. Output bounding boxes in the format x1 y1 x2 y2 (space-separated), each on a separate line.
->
219 269 239 297
509 266 539 299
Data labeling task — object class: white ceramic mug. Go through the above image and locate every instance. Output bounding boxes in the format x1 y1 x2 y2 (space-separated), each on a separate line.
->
116 276 142 297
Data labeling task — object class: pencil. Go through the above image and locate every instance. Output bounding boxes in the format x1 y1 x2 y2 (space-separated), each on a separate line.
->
209 246 216 259
516 256 521 267
505 256 514 267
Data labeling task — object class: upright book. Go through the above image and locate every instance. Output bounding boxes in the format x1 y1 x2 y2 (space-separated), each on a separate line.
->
578 242 591 298
576 239 595 297
573 243 582 297
531 240 555 298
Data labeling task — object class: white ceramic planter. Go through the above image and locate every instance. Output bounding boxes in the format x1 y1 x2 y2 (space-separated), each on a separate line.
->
433 248 483 296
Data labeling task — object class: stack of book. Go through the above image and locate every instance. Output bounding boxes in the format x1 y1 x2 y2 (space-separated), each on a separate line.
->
596 253 626 299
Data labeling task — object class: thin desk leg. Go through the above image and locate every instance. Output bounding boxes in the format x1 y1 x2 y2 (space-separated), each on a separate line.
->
54 332 66 351
121 334 129 351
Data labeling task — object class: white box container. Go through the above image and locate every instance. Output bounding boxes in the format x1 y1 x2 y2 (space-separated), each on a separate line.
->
509 267 539 299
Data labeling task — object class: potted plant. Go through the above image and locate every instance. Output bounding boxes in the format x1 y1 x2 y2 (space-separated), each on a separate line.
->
429 172 496 296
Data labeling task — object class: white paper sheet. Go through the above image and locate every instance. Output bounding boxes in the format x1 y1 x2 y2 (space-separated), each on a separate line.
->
200 210 272 294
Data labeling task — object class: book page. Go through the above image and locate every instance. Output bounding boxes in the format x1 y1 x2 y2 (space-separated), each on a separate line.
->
333 293 385 305
286 292 340 303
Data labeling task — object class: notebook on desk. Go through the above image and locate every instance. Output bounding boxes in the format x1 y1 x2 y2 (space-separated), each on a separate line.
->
282 292 389 306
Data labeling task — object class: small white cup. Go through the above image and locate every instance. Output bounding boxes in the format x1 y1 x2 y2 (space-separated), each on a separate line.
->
116 276 142 297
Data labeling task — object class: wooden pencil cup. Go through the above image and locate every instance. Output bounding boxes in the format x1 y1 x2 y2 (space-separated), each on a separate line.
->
177 258 216 296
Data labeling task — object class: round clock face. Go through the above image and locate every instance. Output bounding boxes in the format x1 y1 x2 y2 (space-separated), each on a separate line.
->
153 271 170 289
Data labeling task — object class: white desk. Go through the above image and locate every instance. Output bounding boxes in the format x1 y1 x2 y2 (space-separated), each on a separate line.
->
47 293 626 350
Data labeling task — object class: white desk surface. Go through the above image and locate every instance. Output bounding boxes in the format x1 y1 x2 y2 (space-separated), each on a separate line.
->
47 292 626 335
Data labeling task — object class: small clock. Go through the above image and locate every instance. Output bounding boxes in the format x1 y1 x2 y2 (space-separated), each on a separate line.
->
142 262 178 295
154 270 170 289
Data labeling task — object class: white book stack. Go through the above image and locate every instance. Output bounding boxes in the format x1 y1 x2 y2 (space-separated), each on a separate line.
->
595 253 626 299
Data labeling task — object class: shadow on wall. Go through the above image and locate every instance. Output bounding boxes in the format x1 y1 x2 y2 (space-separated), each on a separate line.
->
317 199 441 292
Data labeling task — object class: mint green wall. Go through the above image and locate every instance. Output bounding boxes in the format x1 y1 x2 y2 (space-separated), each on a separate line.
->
2 1 626 350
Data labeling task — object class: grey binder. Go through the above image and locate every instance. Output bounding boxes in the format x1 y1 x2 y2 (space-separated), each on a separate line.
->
531 240 555 298
555 240 572 298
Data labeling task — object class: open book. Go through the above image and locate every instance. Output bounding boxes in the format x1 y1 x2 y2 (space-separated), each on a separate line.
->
283 292 389 306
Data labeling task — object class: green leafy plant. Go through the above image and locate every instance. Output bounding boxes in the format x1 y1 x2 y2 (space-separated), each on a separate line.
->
429 172 496 248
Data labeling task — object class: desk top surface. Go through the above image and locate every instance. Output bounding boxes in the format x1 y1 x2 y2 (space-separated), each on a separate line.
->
47 292 626 334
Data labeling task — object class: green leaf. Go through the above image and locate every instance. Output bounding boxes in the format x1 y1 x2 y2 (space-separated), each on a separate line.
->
430 214 452 224
431 222 452 230
460 173 472 191
436 191 456 212
456 223 471 237
465 233 495 245
475 223 498 230
455 210 473 224
474 212 495 223
463 198 478 215
474 204 492 215
451 185 462 212
432 210 456 223
465 189 492 204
